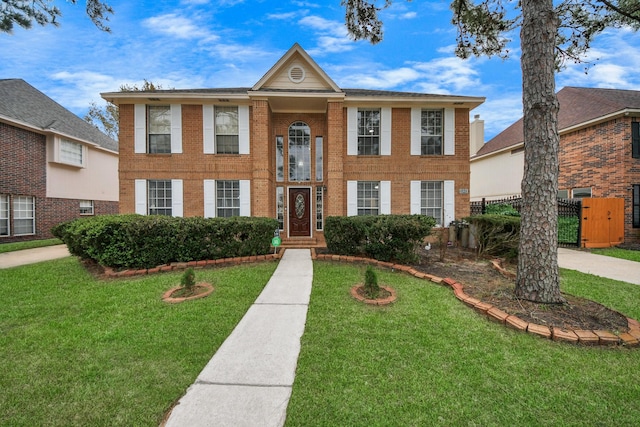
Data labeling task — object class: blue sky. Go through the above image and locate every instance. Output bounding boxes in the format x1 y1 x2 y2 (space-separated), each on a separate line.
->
2 0 640 140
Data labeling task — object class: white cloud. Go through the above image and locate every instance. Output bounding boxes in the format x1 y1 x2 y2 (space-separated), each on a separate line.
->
292 1 321 7
412 57 481 92
143 13 216 40
267 12 300 20
473 94 523 141
298 15 354 55
181 0 211 4
399 12 417 19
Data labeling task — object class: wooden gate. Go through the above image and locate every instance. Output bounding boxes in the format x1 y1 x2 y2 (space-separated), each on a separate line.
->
580 198 625 248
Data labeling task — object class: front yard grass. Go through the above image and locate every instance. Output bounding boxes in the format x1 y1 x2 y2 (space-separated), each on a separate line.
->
0 238 63 254
286 262 640 426
591 247 640 263
0 257 277 426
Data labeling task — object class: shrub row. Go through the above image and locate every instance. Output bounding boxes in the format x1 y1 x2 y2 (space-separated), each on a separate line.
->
465 214 521 259
324 215 436 264
52 214 278 269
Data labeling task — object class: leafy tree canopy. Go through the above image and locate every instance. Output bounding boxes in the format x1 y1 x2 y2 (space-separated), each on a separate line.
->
1 0 114 33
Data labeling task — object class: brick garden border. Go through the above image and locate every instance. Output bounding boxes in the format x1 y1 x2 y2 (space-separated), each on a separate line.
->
311 249 640 348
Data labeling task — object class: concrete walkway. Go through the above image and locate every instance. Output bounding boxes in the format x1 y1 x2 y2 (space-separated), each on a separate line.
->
164 249 313 427
0 244 70 269
558 247 640 285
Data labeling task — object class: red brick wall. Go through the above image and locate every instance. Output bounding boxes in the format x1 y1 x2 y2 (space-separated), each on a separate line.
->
118 103 472 230
559 117 640 243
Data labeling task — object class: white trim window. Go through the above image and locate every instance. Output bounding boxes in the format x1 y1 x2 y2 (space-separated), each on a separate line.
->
276 186 285 230
13 196 35 235
357 109 380 155
134 104 182 154
289 122 311 181
316 186 323 230
411 180 455 227
215 106 240 154
358 181 379 215
347 107 391 156
0 194 9 236
59 139 85 166
79 200 94 215
411 107 455 156
134 179 184 217
203 179 251 218
346 181 391 216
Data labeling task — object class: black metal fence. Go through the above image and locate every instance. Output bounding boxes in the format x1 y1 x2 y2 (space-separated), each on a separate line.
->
470 196 582 247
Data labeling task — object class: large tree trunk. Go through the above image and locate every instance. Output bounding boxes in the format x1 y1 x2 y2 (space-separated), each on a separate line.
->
515 0 565 303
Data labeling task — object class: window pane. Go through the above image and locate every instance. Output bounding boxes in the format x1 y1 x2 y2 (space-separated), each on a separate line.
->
357 109 380 155
276 187 285 230
288 122 311 181
276 136 284 182
215 107 239 154
80 200 94 215
315 136 323 181
316 186 323 230
148 106 171 153
357 181 379 216
217 180 240 217
13 196 35 235
148 180 172 215
571 187 591 198
421 109 443 155
0 195 9 236
633 185 639 228
421 181 443 226
60 139 83 165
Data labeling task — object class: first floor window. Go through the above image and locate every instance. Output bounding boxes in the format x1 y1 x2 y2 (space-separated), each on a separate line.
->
316 186 324 230
633 184 640 228
421 181 443 226
216 180 240 217
80 200 94 215
557 189 569 199
148 180 172 215
571 187 592 198
357 181 380 216
276 187 285 230
13 196 35 235
0 195 9 236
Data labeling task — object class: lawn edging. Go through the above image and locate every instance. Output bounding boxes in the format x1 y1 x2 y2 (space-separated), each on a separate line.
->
311 249 640 348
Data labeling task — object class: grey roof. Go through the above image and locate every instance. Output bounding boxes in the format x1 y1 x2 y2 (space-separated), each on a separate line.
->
0 79 118 152
475 86 640 158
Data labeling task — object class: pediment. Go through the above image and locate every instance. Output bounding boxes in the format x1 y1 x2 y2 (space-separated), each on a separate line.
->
252 43 341 92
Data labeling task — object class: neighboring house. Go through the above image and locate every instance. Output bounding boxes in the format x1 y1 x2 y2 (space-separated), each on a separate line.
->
103 44 483 245
470 86 640 244
0 79 119 243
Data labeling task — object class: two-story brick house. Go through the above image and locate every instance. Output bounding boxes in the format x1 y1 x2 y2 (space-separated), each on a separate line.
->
471 86 640 244
104 44 483 246
1 79 119 243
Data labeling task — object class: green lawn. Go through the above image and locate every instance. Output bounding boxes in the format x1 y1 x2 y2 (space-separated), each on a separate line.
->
0 238 63 254
0 258 277 426
591 247 640 263
286 262 640 426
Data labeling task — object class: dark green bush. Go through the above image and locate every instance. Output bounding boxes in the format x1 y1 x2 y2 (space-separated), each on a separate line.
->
325 215 436 263
363 266 380 299
484 203 520 216
53 214 278 269
466 214 520 259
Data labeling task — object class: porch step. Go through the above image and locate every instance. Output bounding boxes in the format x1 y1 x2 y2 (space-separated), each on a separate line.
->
280 237 325 248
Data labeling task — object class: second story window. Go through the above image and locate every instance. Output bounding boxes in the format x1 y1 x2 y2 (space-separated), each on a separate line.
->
421 109 443 155
60 139 84 166
215 106 239 154
148 106 171 154
357 109 380 155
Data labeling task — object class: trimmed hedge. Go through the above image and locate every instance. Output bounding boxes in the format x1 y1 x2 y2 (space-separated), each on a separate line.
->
465 214 521 259
324 215 436 264
52 214 278 269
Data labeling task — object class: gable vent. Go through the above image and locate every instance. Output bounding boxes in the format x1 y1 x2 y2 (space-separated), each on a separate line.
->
288 65 306 83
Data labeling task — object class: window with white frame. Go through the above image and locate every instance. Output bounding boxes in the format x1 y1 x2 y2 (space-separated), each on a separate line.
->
148 106 171 153
13 196 35 235
357 109 380 155
421 109 443 155
59 139 84 166
421 181 443 225
316 186 324 230
289 122 311 181
315 136 323 181
79 200 94 215
276 186 285 230
357 181 380 216
0 195 9 236
148 180 172 215
215 106 239 154
216 180 240 217
276 136 284 182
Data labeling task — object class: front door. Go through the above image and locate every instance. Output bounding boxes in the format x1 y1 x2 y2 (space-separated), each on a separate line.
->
289 188 311 237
